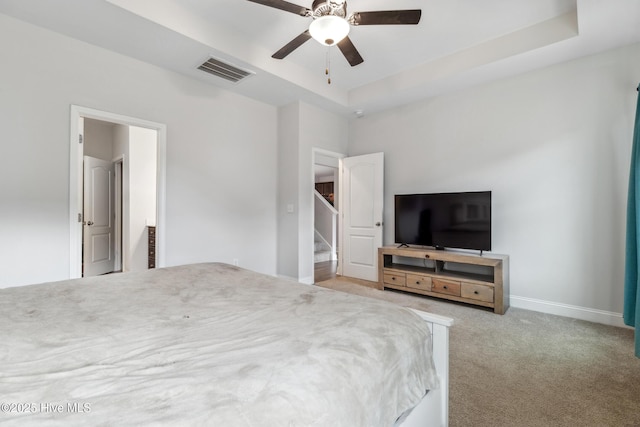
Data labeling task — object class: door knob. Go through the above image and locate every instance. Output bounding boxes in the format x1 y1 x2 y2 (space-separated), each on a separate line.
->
375 222 382 227
87 221 94 226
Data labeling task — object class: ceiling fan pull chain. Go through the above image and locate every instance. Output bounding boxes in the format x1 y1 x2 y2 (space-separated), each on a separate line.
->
326 47 331 84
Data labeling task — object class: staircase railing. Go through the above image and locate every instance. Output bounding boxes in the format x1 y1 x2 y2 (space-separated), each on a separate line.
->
314 190 338 261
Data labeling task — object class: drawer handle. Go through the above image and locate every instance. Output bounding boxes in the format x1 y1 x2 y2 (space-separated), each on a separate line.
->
415 281 420 285
392 277 396 281
474 291 479 295
443 285 448 289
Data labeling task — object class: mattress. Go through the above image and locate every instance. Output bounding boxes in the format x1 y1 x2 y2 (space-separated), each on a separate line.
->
0 263 437 426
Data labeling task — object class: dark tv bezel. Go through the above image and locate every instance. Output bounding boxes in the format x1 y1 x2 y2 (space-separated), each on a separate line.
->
394 191 492 251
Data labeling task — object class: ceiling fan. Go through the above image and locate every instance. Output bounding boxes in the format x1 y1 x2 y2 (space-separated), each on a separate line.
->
247 0 422 67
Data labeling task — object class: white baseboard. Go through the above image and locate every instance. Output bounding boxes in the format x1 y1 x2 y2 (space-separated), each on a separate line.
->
276 274 314 285
300 275 314 285
510 295 629 328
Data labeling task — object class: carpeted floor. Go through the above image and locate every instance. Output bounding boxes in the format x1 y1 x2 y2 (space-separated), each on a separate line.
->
316 277 640 427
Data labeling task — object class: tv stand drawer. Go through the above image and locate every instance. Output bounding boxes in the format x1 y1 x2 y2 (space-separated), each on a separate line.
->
383 272 406 287
406 274 432 291
432 278 461 296
461 282 494 302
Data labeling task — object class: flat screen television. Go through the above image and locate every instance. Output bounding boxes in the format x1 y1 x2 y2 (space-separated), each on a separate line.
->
394 191 491 251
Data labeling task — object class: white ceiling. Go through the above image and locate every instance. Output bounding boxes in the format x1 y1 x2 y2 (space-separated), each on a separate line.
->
1 0 639 116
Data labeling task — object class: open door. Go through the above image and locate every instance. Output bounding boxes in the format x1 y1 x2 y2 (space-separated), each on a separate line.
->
83 156 115 277
341 152 384 282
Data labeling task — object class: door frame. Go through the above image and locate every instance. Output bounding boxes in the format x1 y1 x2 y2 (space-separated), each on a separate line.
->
69 105 167 279
113 156 124 272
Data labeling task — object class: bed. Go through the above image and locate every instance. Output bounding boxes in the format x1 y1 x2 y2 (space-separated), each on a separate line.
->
0 263 452 426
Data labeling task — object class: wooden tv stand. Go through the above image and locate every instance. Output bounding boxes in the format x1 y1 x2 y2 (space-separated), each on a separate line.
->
378 246 509 314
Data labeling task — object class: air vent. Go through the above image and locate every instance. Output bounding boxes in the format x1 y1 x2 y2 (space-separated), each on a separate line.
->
197 57 254 83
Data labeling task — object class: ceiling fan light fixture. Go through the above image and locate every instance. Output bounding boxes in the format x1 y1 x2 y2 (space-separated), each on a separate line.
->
309 15 350 46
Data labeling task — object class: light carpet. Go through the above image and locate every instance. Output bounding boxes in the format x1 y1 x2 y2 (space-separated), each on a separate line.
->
316 277 640 427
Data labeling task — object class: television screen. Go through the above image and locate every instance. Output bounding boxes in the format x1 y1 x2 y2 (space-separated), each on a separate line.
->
394 191 491 251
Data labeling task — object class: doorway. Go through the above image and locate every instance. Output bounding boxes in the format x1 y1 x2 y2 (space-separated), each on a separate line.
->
69 106 166 279
311 151 385 284
312 149 343 283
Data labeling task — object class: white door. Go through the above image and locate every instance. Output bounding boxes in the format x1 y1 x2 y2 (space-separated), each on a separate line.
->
83 156 115 277
341 152 384 282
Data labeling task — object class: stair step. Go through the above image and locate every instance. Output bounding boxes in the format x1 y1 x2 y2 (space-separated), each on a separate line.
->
314 241 330 252
314 251 331 263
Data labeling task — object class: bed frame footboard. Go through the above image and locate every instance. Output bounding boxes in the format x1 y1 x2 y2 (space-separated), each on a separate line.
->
399 309 454 427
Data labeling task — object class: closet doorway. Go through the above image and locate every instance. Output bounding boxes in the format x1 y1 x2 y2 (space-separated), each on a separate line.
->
69 106 166 279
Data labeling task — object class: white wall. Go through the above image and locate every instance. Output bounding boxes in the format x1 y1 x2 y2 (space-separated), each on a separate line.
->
277 102 348 283
113 124 129 160
349 42 640 324
128 126 157 272
277 103 300 280
299 103 348 283
84 119 115 161
0 14 277 287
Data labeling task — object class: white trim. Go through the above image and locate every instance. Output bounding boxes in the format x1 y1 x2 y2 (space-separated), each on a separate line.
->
69 112 83 278
69 105 167 279
409 309 455 328
510 295 629 328
113 156 124 272
313 147 347 159
299 275 314 285
314 189 338 214
276 274 311 284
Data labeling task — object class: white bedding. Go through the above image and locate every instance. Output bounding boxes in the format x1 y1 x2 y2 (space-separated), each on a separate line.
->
0 263 437 426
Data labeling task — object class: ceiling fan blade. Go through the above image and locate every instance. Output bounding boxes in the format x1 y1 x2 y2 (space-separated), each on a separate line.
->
247 0 311 16
272 30 312 59
350 10 422 26
337 36 364 67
